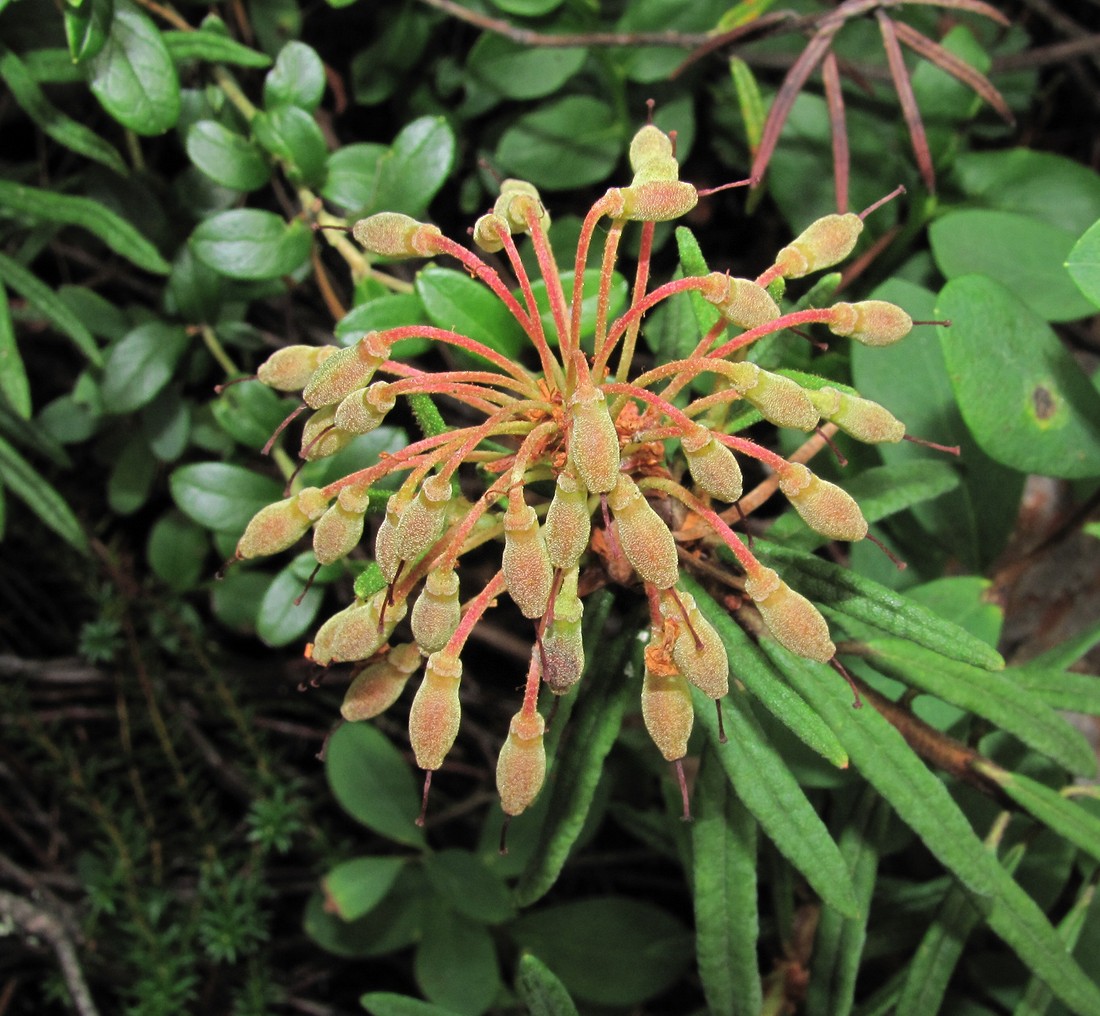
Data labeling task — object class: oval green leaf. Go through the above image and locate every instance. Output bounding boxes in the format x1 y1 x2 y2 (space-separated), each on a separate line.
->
190 209 312 280
100 321 189 414
371 117 456 218
415 265 527 364
467 36 586 101
186 120 270 191
322 856 406 922
169 461 282 534
264 40 325 111
1067 217 1100 309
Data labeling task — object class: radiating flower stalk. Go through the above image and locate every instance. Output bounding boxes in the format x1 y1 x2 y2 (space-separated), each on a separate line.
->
231 121 926 834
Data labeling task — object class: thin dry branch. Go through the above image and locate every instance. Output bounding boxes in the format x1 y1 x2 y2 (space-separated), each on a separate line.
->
878 11 936 193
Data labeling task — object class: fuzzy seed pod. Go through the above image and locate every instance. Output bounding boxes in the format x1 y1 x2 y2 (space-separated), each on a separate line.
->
408 651 463 771
725 362 819 432
544 471 591 570
568 383 621 494
641 660 694 762
494 180 550 236
396 474 452 564
236 494 315 559
502 497 554 619
828 301 912 347
256 345 337 392
313 500 366 565
496 709 547 816
700 274 781 330
372 489 410 581
681 424 743 503
541 567 585 694
607 475 679 590
352 212 443 258
611 181 699 222
333 382 396 436
302 332 389 409
744 566 835 663
661 590 729 699
809 387 905 444
773 213 863 279
300 404 353 460
340 642 422 722
310 588 408 666
778 463 868 542
629 124 675 174
411 568 461 655
473 212 509 253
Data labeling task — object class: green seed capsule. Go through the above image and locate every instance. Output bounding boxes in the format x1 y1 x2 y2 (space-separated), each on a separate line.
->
340 642 422 722
725 362 819 431
502 497 554 620
607 474 679 590
300 404 353 460
610 180 699 222
828 301 912 346
256 345 337 392
493 179 550 236
496 709 547 816
773 213 863 278
809 386 905 444
629 124 675 175
310 588 408 666
334 382 395 435
700 273 780 330
744 566 835 663
544 470 591 570
778 463 868 542
541 567 584 694
302 332 388 409
352 212 443 258
641 662 694 762
375 489 412 582
411 568 461 655
313 500 366 565
473 212 509 253
661 589 729 699
681 424 743 503
236 494 315 559
568 382 620 494
396 474 452 564
408 651 462 771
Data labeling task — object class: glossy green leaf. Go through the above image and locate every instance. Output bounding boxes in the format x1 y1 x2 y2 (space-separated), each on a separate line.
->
186 120 270 191
210 380 290 450
369 117 456 219
190 209 312 280
360 993 464 1016
162 28 272 68
0 45 126 173
930 210 1094 322
87 0 180 135
252 106 327 187
496 96 619 191
414 907 500 1016
515 953 580 1016
862 638 1095 776
64 0 112 63
415 266 527 364
322 142 387 214
100 321 190 414
169 461 282 534
754 540 1005 670
336 293 431 357
322 856 406 922
255 560 324 647
0 283 29 419
806 790 890 1016
937 275 1100 478
0 251 100 363
1067 217 1100 309
515 618 629 907
147 510 209 590
681 575 847 766
422 849 514 925
0 179 170 274
264 40 325 111
0 434 87 552
976 764 1100 865
490 0 563 13
325 722 426 849
693 684 861 918
467 36 585 100
771 644 1100 1016
107 432 156 514
510 897 692 1006
692 745 761 1016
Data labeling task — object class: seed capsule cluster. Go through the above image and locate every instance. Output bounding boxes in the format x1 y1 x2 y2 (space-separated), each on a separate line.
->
231 122 916 825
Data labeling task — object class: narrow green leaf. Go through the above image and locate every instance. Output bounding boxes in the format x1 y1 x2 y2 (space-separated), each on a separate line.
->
406 393 448 439
863 638 1096 777
162 29 272 69
186 120 270 191
692 745 762 1016
754 539 1005 670
0 434 87 552
360 993 464 1016
515 953 580 1016
515 625 630 907
87 0 181 135
190 209 312 280
1013 665 1100 715
674 226 720 336
0 180 170 274
806 789 890 1016
0 283 30 418
693 684 861 918
0 45 127 173
730 56 766 153
100 321 190 415
681 575 847 766
770 643 1100 1016
325 722 426 849
322 856 406 922
976 763 1100 866
0 252 100 363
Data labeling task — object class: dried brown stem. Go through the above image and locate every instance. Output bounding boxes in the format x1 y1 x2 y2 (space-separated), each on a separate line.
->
877 12 935 193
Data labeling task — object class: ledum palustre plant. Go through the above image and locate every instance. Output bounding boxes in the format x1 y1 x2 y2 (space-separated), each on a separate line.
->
232 120 919 825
